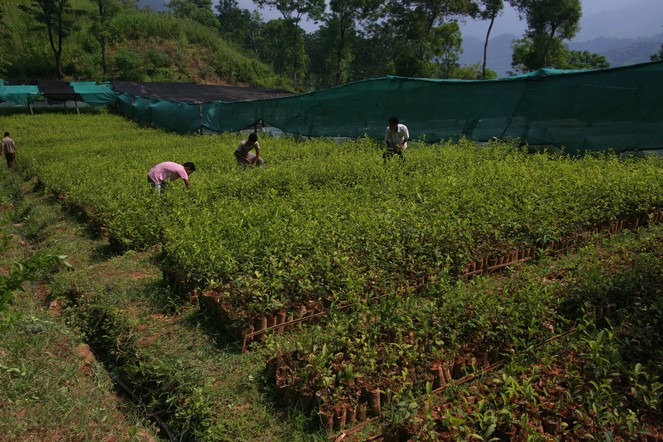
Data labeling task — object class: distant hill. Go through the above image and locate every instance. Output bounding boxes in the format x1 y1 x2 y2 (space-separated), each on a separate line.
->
460 33 663 78
571 34 663 67
575 0 663 41
459 0 663 77
460 34 519 78
460 0 663 42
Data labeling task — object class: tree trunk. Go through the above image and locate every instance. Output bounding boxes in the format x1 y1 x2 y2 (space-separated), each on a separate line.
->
543 26 558 68
482 13 496 79
101 36 108 74
335 15 348 85
46 23 64 79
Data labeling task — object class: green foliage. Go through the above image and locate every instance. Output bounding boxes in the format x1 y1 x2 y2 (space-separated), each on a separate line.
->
450 62 498 80
17 0 90 78
9 113 663 318
291 222 663 438
112 46 142 80
3 112 663 439
513 41 609 73
0 173 66 317
564 49 610 70
167 0 219 28
3 0 617 88
509 0 606 72
3 0 292 88
651 43 663 62
0 240 64 317
423 287 663 439
109 11 182 40
255 18 309 82
0 308 153 440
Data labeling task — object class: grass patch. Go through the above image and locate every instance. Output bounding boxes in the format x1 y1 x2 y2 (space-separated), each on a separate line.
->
0 170 157 442
1 168 329 441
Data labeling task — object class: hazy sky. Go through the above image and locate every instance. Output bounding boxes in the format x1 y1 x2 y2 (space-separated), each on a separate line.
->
238 0 637 19
233 0 642 37
460 0 641 39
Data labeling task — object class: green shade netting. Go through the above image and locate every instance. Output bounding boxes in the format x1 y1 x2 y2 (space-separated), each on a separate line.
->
0 85 41 104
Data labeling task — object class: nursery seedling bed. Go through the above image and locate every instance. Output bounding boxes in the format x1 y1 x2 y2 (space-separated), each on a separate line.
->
195 211 662 352
267 222 663 436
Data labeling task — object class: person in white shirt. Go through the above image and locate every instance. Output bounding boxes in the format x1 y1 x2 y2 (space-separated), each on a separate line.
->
384 116 409 162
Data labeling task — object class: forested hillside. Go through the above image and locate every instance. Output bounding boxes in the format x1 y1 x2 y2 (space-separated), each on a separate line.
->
0 0 295 90
1 0 661 90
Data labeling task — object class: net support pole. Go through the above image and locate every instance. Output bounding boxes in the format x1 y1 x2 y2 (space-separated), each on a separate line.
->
199 103 202 134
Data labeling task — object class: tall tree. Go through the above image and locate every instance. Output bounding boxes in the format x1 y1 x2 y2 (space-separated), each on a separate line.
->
217 0 263 55
372 0 477 78
0 0 8 76
91 0 124 75
476 0 504 79
323 0 380 85
216 0 263 58
430 21 463 78
19 0 81 79
564 50 608 70
168 0 219 28
349 32 394 80
255 0 326 82
511 36 608 73
510 0 581 70
326 0 357 85
651 43 663 61
256 18 308 81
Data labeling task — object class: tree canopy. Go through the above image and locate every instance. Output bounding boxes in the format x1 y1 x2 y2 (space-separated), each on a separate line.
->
2 0 616 89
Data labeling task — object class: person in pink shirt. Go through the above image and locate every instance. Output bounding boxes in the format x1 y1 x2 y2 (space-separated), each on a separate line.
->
147 161 196 193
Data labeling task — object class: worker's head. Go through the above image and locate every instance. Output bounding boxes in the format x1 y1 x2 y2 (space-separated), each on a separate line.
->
248 132 258 143
183 162 196 174
388 116 399 130
4 132 9 137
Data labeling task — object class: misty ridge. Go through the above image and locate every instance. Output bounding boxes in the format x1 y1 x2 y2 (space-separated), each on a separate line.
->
459 0 663 76
460 33 663 77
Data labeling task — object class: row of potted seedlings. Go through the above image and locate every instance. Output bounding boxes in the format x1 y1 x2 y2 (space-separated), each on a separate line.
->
266 222 663 435
190 211 662 352
267 275 565 433
154 146 663 351
380 289 663 441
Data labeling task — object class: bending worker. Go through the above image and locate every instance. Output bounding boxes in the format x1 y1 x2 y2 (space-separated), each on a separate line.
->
147 161 196 193
235 132 264 168
384 116 409 161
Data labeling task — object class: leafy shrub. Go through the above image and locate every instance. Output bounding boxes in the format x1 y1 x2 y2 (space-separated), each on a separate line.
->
112 47 143 81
